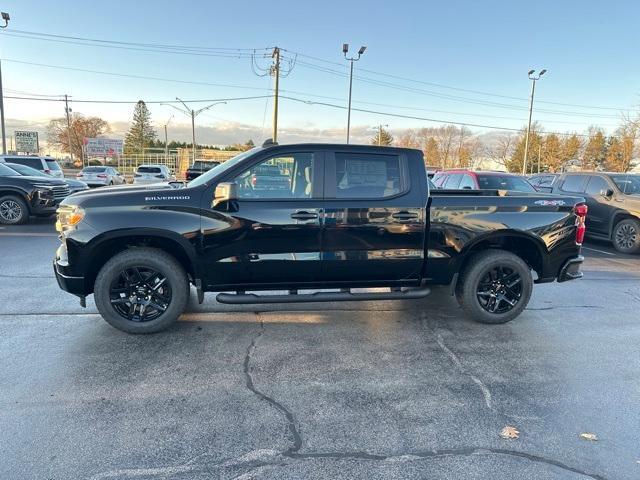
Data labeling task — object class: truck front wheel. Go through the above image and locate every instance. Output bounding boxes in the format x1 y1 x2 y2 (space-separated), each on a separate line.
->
94 248 189 333
456 250 533 324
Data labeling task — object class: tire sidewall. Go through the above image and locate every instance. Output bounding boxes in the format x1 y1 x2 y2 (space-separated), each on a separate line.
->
0 195 29 225
457 251 533 324
613 219 640 254
94 248 188 333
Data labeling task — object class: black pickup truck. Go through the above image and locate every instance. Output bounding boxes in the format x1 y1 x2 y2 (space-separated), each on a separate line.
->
54 142 587 333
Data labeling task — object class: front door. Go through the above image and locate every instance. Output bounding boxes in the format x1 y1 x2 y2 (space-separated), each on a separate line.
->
201 150 324 289
583 175 614 235
321 150 426 285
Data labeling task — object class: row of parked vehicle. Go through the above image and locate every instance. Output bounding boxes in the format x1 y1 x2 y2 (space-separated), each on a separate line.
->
0 154 179 224
430 168 640 254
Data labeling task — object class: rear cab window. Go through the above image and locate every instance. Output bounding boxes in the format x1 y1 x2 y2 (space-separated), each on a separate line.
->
329 152 406 199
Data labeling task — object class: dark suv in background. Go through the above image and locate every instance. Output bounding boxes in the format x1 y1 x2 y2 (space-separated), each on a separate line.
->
552 172 640 253
0 162 69 224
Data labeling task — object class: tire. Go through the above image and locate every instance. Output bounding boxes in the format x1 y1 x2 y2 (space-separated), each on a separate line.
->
0 195 29 225
108 181 114 186
612 218 640 254
456 250 533 324
94 248 189 333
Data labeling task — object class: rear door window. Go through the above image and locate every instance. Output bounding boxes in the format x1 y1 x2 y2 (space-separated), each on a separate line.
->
560 175 588 193
332 152 405 199
45 159 61 171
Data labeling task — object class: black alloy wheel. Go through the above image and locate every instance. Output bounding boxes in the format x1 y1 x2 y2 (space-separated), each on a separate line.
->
476 266 522 314
109 266 172 322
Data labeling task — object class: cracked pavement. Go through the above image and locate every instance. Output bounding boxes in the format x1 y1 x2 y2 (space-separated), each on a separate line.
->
1 220 640 479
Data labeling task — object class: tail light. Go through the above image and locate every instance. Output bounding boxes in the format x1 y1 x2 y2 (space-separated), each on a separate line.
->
251 176 257 186
575 204 587 245
76 172 83 177
97 174 108 178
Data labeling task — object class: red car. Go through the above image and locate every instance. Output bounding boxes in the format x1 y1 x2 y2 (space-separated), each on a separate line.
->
432 169 536 193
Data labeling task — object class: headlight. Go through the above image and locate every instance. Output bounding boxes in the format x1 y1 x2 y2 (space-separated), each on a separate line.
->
56 205 85 232
34 185 54 198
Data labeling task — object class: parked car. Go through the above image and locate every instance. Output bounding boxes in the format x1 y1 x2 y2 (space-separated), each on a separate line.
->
433 169 537 192
77 166 126 187
552 172 640 253
54 141 587 333
0 162 69 224
0 155 64 179
186 160 220 181
4 162 89 195
528 173 559 193
133 165 175 184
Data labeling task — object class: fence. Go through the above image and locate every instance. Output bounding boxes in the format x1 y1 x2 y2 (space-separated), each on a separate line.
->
84 149 241 179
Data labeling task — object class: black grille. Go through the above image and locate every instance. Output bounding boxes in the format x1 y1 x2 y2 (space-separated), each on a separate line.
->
52 185 70 200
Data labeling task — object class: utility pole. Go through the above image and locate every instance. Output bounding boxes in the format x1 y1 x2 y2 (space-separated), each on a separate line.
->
64 95 74 163
0 12 11 155
190 110 196 163
271 47 280 142
377 124 389 146
343 44 366 144
522 68 546 175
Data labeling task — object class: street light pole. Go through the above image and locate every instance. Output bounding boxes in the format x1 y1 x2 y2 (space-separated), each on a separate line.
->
0 12 11 155
163 115 173 160
522 68 546 175
161 99 226 165
343 43 366 144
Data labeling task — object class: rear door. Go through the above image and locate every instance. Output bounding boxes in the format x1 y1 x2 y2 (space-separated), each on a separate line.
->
201 148 324 287
321 149 426 284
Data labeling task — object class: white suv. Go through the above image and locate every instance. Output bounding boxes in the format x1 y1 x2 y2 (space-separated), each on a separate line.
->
0 155 64 178
133 164 176 184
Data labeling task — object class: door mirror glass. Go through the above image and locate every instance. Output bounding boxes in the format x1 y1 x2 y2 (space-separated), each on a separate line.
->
600 188 614 198
213 181 238 207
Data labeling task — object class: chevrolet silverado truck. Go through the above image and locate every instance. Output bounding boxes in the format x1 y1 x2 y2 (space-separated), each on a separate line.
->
54 141 587 333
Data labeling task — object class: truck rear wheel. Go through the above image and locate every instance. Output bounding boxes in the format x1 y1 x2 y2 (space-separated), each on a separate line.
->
94 248 189 333
456 250 533 324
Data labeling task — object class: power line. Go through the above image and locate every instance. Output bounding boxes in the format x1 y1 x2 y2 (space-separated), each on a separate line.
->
279 95 600 138
282 49 634 112
3 28 631 112
4 94 272 105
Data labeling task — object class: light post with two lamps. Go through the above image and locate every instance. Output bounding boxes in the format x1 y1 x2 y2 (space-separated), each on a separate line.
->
522 68 547 175
342 43 366 144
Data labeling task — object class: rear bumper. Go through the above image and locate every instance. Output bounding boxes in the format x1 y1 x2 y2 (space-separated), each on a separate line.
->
557 255 584 282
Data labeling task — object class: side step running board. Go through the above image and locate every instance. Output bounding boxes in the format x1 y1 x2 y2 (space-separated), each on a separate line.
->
216 287 430 305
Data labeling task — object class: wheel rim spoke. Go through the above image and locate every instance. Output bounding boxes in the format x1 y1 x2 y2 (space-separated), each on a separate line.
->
476 265 522 314
109 266 172 323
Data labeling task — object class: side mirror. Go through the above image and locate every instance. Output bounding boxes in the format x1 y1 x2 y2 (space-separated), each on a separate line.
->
600 188 614 199
213 181 238 207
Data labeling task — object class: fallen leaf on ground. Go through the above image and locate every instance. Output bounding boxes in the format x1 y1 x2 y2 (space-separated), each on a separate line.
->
499 426 520 439
580 433 598 441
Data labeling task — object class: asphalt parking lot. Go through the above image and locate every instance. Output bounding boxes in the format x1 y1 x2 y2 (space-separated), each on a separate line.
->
1 219 639 480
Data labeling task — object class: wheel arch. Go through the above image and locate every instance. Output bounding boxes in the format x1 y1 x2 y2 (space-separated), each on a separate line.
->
456 230 547 279
0 188 31 211
81 228 200 293
609 210 640 239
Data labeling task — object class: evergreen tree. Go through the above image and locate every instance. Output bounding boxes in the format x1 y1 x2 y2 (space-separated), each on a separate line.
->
371 127 394 146
124 100 156 155
506 125 542 173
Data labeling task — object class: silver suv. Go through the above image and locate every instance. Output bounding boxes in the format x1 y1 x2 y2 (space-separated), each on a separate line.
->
77 166 126 187
133 164 176 184
0 155 64 179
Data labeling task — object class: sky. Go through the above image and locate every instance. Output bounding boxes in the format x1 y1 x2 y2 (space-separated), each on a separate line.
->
1 0 639 147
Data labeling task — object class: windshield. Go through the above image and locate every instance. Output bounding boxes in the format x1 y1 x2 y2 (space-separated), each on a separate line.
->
45 159 61 170
83 166 106 172
611 174 640 195
191 161 217 170
477 174 536 192
6 163 47 177
187 148 259 188
137 166 162 173
0 163 20 176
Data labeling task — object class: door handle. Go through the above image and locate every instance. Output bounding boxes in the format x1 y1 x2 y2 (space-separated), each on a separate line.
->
291 210 318 220
392 211 418 222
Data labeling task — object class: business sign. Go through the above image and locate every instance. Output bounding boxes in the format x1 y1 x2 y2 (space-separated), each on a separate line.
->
14 131 39 153
83 138 124 156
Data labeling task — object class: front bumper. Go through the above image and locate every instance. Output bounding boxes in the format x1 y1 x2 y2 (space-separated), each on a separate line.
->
557 255 584 282
53 243 87 296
